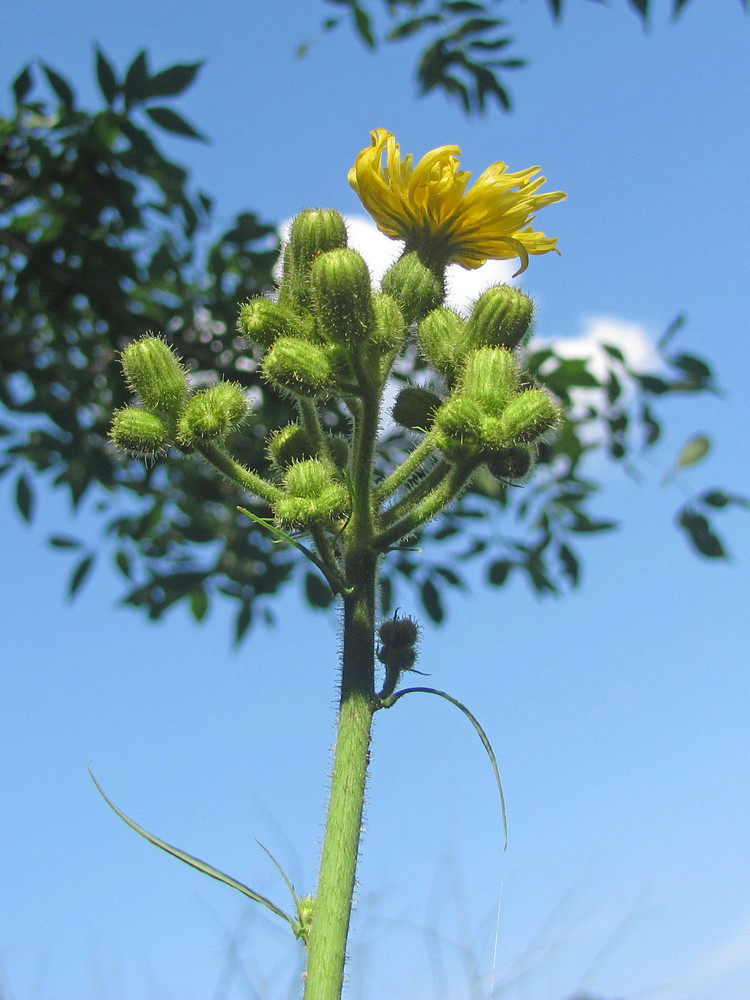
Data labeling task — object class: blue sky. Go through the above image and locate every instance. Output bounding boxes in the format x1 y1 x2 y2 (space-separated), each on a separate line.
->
2 2 750 999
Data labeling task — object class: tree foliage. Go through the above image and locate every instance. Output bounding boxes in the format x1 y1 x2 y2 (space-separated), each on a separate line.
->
0 49 743 642
314 0 749 112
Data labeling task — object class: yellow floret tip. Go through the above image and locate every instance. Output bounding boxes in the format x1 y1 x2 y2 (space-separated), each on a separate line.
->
349 128 566 275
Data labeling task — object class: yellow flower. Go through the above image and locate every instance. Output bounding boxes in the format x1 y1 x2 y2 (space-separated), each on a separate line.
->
348 128 566 275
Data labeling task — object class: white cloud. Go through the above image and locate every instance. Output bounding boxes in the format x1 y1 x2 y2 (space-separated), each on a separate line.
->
538 315 660 377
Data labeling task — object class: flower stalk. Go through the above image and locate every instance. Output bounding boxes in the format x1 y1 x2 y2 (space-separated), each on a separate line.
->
108 132 565 1000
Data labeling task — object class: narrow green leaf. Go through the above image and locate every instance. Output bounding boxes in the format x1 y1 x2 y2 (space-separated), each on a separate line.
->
95 47 119 105
15 474 34 522
88 768 298 932
420 577 444 622
381 687 508 847
41 64 75 110
657 313 686 350
12 65 33 104
144 105 207 141
69 555 94 598
49 535 83 549
354 5 376 48
677 510 727 560
235 601 253 645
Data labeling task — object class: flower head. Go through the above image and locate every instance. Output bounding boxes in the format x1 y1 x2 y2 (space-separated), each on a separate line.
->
348 128 566 275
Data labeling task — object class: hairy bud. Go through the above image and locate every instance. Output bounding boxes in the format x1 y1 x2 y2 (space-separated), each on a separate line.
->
177 382 249 447
417 308 465 377
381 252 444 325
310 248 376 345
459 347 520 415
262 337 336 397
237 298 312 351
110 406 171 457
499 388 560 444
120 335 189 417
279 209 348 308
392 386 442 432
274 459 350 527
463 285 534 353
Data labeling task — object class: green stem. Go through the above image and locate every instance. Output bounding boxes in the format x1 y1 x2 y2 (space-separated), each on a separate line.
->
303 355 382 1000
373 432 438 506
197 443 283 506
378 458 452 528
373 460 476 551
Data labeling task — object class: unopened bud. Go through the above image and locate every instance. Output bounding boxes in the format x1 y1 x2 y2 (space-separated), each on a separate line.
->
268 423 317 468
177 382 249 447
274 458 350 527
120 335 189 417
392 386 442 432
433 396 485 462
279 209 348 308
485 445 534 481
110 406 171 457
499 388 560 444
381 252 444 325
463 285 534 353
417 308 465 376
459 348 519 415
262 337 336 397
310 248 376 344
238 298 312 350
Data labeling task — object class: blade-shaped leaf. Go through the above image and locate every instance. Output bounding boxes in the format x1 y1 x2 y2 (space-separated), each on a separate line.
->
144 106 207 141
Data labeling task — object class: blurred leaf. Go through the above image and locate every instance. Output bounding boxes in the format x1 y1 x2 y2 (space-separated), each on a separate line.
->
49 535 83 549
420 577 444 622
123 49 149 106
305 571 335 608
144 105 207 140
235 602 253 646
15 474 34 523
95 47 118 105
69 554 95 598
354 4 376 47
12 65 33 104
675 434 711 470
41 64 75 110
487 560 511 586
558 543 579 585
189 588 209 622
145 61 204 99
677 510 727 560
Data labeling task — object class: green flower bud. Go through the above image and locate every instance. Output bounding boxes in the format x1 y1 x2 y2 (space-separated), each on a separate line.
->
237 298 312 350
310 248 376 344
274 458 350 527
485 446 534 481
378 614 419 651
177 381 249 447
120 335 189 417
381 252 445 325
459 347 520 415
392 386 442 432
110 406 171 457
499 388 560 444
433 396 485 462
417 308 466 376
462 285 534 353
262 337 336 397
295 895 315 944
279 209 348 308
325 433 350 471
370 293 407 353
268 423 317 469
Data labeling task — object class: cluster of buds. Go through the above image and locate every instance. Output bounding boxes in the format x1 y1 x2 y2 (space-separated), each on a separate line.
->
111 206 561 538
110 335 249 457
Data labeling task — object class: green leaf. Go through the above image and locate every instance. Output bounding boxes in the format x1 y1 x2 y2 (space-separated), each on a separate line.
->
95 47 119 105
675 434 711 470
235 601 253 645
381 686 508 848
69 555 94 598
144 106 207 141
49 535 83 549
88 768 299 934
677 510 726 560
123 49 149 106
420 578 444 622
354 4 376 48
41 64 75 110
558 543 579 585
15 474 34 522
189 588 209 622
145 61 205 99
305 571 335 608
115 551 132 578
487 560 511 586
12 65 33 104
